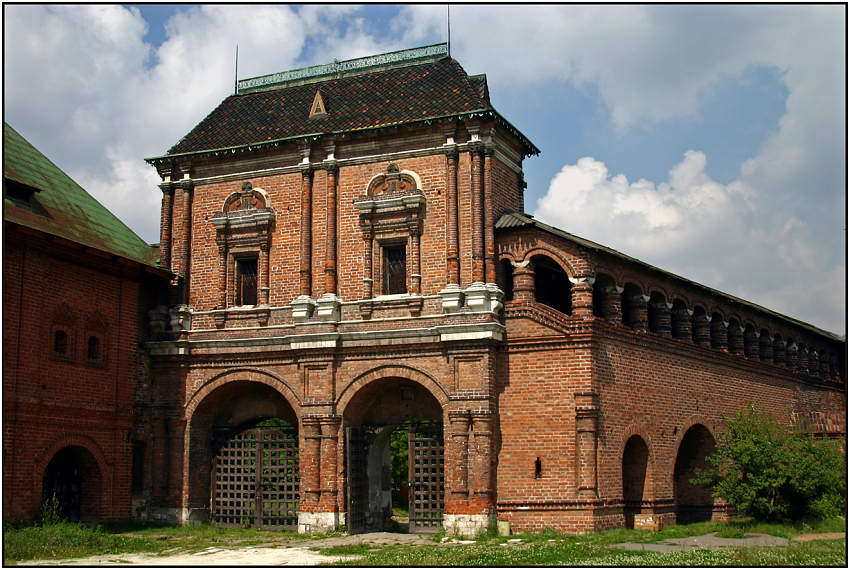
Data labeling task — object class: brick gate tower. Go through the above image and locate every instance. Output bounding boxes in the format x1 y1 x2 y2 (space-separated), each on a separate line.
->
141 44 844 536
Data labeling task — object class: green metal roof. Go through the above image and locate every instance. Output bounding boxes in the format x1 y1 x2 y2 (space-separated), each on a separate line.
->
3 123 159 268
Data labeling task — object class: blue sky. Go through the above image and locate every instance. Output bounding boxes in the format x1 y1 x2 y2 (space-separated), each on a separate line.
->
3 5 845 333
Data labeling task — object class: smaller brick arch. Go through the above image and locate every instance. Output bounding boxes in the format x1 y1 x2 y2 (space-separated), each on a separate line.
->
337 364 449 416
34 434 112 521
185 368 302 421
222 182 269 211
523 247 579 279
671 418 718 523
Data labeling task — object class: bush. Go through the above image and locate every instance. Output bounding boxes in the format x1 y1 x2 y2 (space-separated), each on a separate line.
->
693 404 846 522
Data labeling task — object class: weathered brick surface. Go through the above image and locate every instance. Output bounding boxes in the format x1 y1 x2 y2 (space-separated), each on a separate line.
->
3 231 150 521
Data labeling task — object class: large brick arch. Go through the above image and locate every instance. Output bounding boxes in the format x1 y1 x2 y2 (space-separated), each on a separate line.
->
522 246 580 279
185 367 302 421
33 433 112 519
336 364 449 416
619 424 656 499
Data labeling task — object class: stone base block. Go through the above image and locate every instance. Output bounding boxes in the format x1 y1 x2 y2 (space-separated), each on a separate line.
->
633 513 663 531
444 513 494 538
298 511 341 534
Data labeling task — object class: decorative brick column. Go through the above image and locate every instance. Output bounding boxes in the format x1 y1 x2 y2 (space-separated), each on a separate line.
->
408 221 421 295
744 328 759 359
158 180 174 271
318 416 341 515
787 343 799 370
569 276 595 317
445 410 494 537
651 300 672 336
773 338 786 365
819 352 830 378
216 239 227 309
470 142 485 284
447 411 471 498
361 225 373 300
259 242 270 305
601 284 623 322
324 162 338 295
575 392 599 499
672 306 692 340
693 313 711 347
626 293 649 332
445 148 460 285
727 324 743 355
483 146 497 284
299 165 313 298
711 318 729 351
759 333 773 362
301 418 321 506
511 261 534 303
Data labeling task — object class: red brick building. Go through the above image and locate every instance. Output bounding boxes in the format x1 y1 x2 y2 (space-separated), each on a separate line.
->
3 123 169 523
134 44 844 535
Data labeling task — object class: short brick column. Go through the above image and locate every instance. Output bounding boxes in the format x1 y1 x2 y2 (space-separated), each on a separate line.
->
570 277 595 317
512 262 534 303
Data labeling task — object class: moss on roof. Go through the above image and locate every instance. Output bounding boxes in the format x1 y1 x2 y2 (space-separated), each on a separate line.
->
4 123 158 268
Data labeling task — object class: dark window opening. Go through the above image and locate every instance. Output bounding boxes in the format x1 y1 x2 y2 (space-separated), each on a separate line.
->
53 330 68 356
236 258 258 306
533 256 571 315
4 179 37 207
131 442 145 495
87 336 100 361
498 259 514 301
534 457 542 479
383 244 407 295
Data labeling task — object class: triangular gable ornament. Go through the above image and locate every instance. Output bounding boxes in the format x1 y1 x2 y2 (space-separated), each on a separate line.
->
309 89 327 118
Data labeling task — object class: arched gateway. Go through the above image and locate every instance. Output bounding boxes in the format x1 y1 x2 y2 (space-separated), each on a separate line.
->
186 380 300 529
342 377 445 534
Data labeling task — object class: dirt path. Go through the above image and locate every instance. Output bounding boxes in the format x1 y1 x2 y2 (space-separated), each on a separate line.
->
19 532 432 566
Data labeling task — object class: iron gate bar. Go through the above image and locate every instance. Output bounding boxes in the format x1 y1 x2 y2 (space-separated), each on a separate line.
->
212 427 298 530
409 427 444 533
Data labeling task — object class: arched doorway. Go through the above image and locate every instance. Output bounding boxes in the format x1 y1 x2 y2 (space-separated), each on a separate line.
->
674 424 717 523
187 380 299 529
343 378 444 534
622 435 649 528
42 446 101 524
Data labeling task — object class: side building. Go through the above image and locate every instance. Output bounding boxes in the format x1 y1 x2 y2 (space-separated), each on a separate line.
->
3 123 170 523
140 44 845 535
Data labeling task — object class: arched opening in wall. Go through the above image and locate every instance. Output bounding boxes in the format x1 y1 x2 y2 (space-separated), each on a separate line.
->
674 425 717 524
622 435 650 529
498 259 514 302
42 446 102 524
592 273 616 318
343 378 443 534
188 381 299 529
621 283 643 329
647 292 668 334
671 299 689 340
531 255 571 315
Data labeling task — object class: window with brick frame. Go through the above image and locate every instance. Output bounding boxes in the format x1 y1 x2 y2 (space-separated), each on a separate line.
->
53 329 69 357
382 244 407 295
86 336 101 362
236 256 259 306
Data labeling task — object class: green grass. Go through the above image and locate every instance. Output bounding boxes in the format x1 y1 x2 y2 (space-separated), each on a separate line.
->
313 544 376 556
330 519 847 567
3 520 299 565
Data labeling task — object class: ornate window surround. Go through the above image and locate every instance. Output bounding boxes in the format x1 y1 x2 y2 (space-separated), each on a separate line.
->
355 164 425 316
210 182 275 326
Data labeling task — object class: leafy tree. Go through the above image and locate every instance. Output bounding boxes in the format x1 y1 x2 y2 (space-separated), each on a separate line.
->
693 404 846 522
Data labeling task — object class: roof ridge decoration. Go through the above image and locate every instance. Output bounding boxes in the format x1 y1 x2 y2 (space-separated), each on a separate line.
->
237 43 449 94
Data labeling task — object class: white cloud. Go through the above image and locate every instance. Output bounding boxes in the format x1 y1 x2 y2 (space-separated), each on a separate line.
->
534 152 845 333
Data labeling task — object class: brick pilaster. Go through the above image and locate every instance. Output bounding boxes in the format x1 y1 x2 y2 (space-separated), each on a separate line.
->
511 262 534 303
483 147 496 284
158 181 174 271
470 143 485 283
299 165 313 297
324 162 338 295
301 417 322 508
319 416 341 511
445 149 460 285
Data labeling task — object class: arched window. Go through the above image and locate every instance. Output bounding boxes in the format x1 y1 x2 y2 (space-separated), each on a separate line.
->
532 255 571 315
87 336 101 362
53 330 69 356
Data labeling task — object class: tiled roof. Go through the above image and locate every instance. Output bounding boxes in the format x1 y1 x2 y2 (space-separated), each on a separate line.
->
3 123 160 268
158 55 536 159
496 212 842 341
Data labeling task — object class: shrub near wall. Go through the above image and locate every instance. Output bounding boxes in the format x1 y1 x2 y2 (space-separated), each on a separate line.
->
694 404 846 521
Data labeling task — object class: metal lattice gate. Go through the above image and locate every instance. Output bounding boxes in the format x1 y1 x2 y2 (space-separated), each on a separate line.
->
212 428 299 529
408 427 444 533
345 426 370 534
